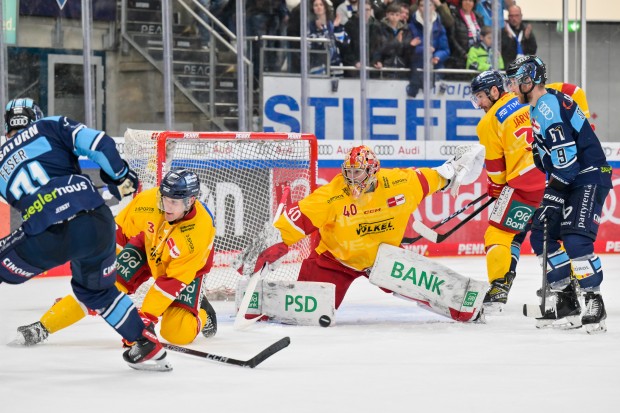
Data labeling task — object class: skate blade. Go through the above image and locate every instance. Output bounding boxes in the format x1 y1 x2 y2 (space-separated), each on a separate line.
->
483 302 505 315
6 332 43 347
585 320 607 334
536 315 582 330
127 356 173 372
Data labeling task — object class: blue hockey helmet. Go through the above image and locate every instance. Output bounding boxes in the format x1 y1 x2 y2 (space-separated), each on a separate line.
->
4 98 44 135
505 55 547 87
160 168 201 200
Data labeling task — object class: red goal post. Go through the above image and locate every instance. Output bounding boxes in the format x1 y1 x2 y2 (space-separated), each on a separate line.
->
122 129 318 299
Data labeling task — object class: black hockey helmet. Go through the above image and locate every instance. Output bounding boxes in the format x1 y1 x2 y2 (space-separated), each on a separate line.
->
160 168 200 200
471 70 505 95
505 55 547 86
4 98 44 134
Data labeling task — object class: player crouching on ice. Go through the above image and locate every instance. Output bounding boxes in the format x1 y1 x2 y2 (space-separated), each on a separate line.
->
236 144 490 325
16 169 218 348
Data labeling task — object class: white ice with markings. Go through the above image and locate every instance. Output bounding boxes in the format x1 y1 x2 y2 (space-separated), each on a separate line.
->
1 254 619 412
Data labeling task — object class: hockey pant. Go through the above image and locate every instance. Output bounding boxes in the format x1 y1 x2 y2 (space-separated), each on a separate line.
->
485 186 542 283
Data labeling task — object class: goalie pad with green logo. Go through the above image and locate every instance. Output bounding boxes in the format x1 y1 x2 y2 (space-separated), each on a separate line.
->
369 244 488 321
235 278 335 326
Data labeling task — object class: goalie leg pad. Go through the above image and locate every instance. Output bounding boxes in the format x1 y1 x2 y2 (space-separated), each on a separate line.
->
369 244 488 322
261 281 336 326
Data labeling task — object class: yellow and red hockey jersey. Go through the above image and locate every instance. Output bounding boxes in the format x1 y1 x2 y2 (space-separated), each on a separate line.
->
546 82 590 118
115 187 216 317
476 92 546 192
274 168 446 271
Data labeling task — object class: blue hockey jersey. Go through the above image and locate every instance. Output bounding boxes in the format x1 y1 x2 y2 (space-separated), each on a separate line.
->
530 88 612 190
0 116 128 235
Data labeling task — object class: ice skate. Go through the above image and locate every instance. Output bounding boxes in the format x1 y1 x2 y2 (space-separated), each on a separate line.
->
582 292 607 334
483 271 515 314
10 321 50 346
200 295 218 338
123 323 172 372
535 283 582 330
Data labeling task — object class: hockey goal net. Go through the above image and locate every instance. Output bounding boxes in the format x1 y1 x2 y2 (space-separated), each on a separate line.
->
121 129 318 300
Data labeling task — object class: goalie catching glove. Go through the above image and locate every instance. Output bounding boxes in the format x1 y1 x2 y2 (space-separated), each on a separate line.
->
434 144 485 197
100 161 140 200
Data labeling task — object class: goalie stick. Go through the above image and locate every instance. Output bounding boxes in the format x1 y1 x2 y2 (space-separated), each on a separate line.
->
234 186 290 331
404 195 494 244
162 336 291 368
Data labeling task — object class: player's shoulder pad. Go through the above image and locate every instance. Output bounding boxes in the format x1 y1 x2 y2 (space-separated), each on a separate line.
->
536 93 563 124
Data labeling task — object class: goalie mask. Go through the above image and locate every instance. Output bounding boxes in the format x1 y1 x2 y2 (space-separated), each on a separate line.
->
4 98 44 135
342 145 380 199
159 169 201 220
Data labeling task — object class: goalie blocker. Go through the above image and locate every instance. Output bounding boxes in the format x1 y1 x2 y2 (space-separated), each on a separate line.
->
369 244 488 321
236 278 336 327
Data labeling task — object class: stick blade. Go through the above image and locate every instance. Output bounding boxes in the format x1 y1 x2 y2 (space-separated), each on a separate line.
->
412 220 439 243
523 303 544 318
245 336 291 368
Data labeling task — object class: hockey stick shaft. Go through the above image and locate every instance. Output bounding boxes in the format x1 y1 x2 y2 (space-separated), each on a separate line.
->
403 195 493 244
234 186 290 330
162 336 291 368
540 220 548 311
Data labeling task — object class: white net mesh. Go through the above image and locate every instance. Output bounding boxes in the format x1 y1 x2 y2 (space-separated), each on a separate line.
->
122 129 317 300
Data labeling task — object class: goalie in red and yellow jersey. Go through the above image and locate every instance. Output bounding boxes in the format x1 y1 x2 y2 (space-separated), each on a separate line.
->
470 70 546 312
249 144 485 312
17 169 218 346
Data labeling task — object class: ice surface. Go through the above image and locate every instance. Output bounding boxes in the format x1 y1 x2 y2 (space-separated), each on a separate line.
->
1 255 619 412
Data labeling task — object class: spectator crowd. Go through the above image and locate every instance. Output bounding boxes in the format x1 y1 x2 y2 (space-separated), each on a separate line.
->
194 1 538 94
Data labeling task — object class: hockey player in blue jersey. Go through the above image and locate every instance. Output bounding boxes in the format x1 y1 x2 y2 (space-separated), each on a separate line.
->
505 56 612 333
0 98 172 370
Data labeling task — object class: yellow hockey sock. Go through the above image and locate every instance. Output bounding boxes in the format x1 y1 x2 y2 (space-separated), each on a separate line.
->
40 295 88 334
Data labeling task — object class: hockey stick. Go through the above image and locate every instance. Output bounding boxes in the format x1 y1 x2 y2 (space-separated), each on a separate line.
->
234 186 290 331
523 220 549 318
401 193 488 245
405 196 495 244
162 336 291 368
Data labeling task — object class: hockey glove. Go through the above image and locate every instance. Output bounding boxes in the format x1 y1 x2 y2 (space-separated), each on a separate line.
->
434 144 486 197
487 177 506 199
101 161 140 201
253 242 289 274
534 188 565 223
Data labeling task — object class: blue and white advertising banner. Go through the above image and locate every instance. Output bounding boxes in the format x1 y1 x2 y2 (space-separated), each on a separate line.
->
262 76 483 141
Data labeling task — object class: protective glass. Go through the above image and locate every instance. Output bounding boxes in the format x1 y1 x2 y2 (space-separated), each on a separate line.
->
470 93 485 109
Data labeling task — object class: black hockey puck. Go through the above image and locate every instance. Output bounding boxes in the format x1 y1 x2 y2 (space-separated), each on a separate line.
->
318 315 331 327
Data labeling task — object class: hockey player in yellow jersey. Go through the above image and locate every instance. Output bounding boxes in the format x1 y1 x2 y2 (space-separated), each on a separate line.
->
470 70 546 312
246 144 485 313
546 82 590 119
16 169 218 346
